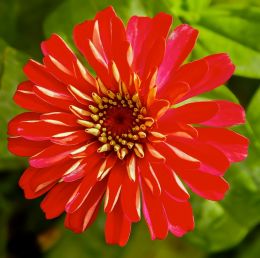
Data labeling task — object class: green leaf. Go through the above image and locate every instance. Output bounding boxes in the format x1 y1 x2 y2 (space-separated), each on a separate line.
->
166 1 260 79
194 5 260 79
43 0 183 49
186 199 248 252
46 217 207 258
247 87 260 143
236 231 260 258
0 39 28 170
0 0 64 58
44 0 147 46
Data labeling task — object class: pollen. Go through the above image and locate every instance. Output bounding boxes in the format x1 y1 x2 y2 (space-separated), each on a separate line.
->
76 78 155 160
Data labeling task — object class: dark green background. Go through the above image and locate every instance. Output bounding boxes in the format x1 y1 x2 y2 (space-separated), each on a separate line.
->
1 0 260 257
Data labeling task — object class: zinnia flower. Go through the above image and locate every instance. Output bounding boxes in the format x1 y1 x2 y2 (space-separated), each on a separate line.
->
8 6 248 246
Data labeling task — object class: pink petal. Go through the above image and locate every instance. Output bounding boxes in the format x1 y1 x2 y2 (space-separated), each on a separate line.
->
200 100 245 127
181 53 235 101
196 127 249 162
157 24 198 88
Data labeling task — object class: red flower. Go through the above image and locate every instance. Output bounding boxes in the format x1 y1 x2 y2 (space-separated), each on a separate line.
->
8 7 248 246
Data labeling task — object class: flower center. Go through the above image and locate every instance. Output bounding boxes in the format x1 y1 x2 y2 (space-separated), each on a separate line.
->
76 87 154 160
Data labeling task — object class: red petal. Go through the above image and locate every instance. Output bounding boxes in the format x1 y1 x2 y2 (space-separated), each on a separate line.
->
177 169 229 200
65 180 106 233
16 120 75 141
148 99 170 120
152 163 189 202
41 33 95 91
161 101 218 124
105 202 131 246
157 24 198 88
40 112 79 127
155 142 200 170
41 181 79 219
140 176 168 240
181 53 235 101
162 193 194 237
157 81 190 105
104 162 125 213
157 58 208 103
29 144 78 168
14 81 55 113
23 60 69 93
69 141 99 159
126 13 172 79
156 118 198 138
65 158 102 212
63 154 100 182
41 34 79 76
167 136 230 176
33 85 75 111
138 159 161 196
73 7 129 88
196 127 249 162
120 174 140 222
8 137 50 157
8 112 40 136
200 100 245 127
19 167 56 199
51 130 90 145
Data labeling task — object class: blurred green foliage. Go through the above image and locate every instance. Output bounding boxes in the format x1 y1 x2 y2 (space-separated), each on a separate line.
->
1 0 260 257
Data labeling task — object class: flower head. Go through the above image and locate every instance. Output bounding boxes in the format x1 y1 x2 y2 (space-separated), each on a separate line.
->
8 6 248 246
